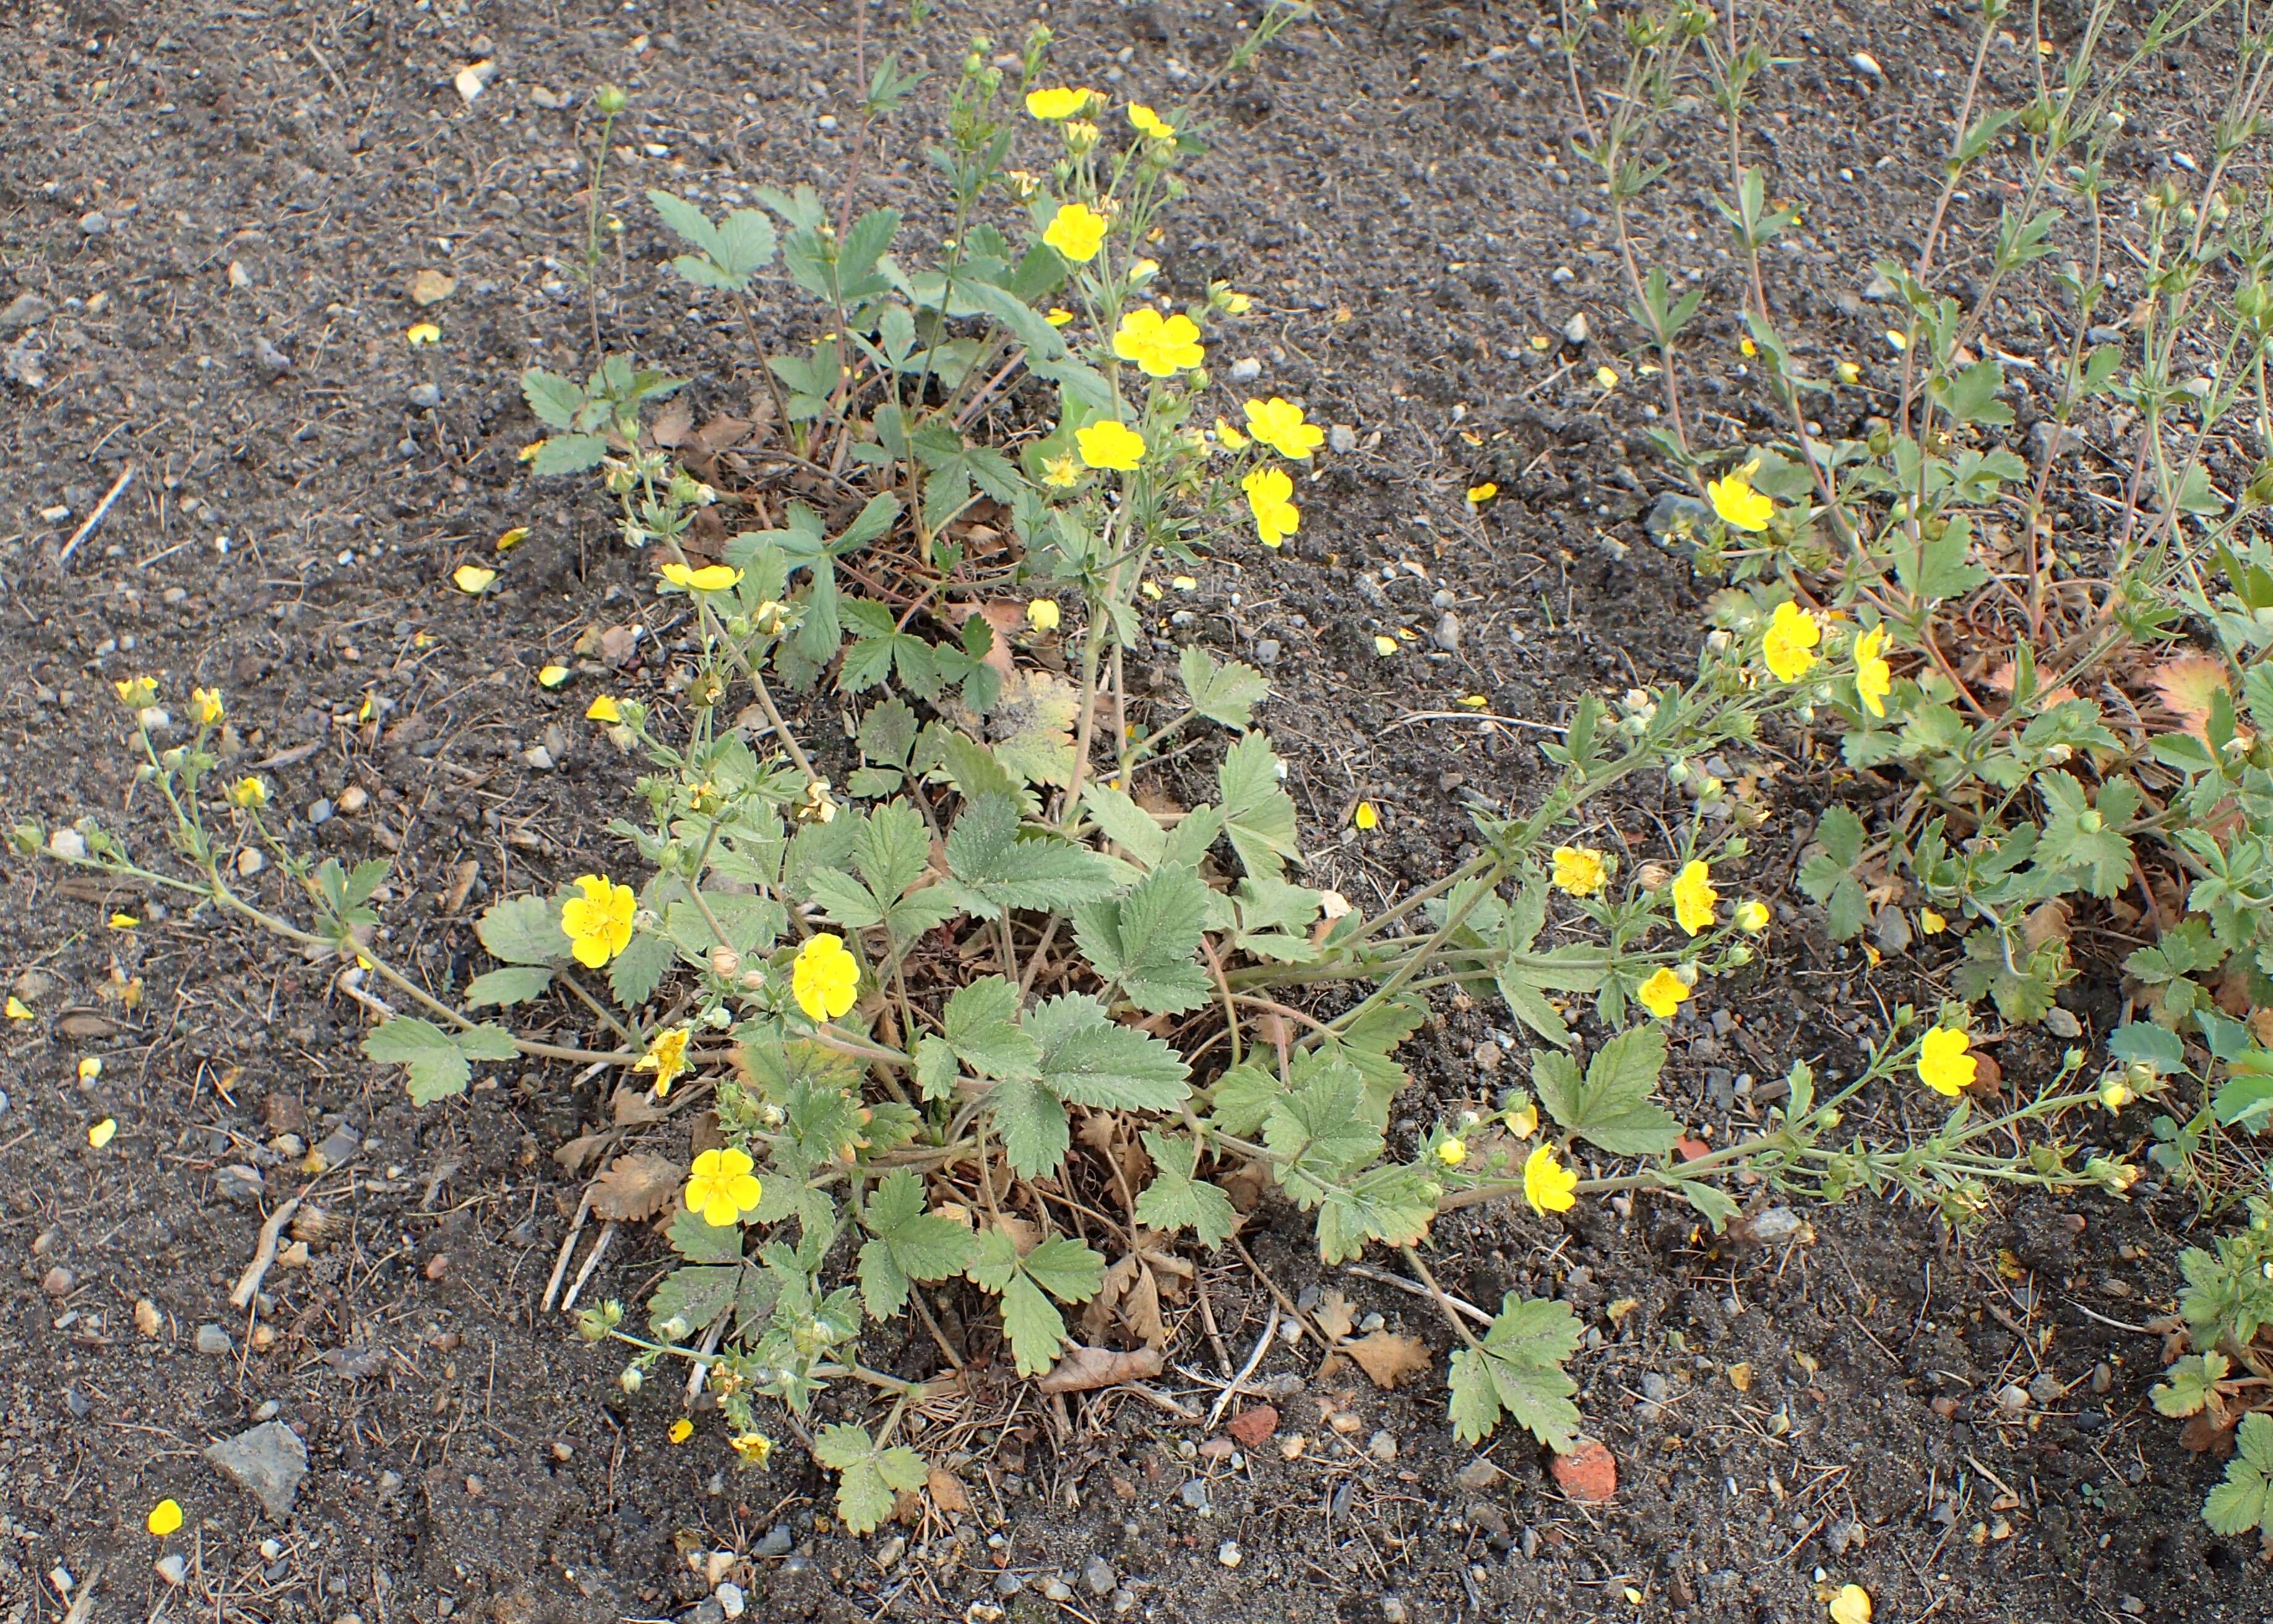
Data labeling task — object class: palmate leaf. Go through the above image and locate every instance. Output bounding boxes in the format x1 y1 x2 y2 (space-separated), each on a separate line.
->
812 1423 929 1535
942 792 1116 917
1532 1027 1683 1155
965 1230 1104 1376
1134 1130 1239 1248
1179 644 1270 728
1072 862 1212 1015
1216 732 1300 878
1446 1295 1584 1451
2205 1412 2273 1536
1264 1061 1382 1206
856 1168 977 1320
1313 1163 1441 1264
363 1017 519 1105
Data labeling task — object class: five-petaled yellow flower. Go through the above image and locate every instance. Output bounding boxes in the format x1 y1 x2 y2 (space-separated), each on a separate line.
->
1242 465 1300 546
1854 624 1892 718
660 561 743 592
1671 860 1717 936
190 688 225 725
1522 1142 1577 1215
1243 397 1325 460
1025 86 1093 121
1435 1137 1467 1167
1027 598 1062 632
1128 103 1175 139
1551 846 1607 897
147 1499 183 1537
1761 600 1821 683
1707 464 1775 533
1735 899 1771 935
113 675 158 708
1112 307 1205 377
1042 202 1107 264
685 1147 762 1227
792 932 860 1022
587 696 623 723
227 775 269 809
1637 966 1691 1019
1918 1026 1976 1097
638 1025 691 1096
561 874 636 969
1077 420 1146 472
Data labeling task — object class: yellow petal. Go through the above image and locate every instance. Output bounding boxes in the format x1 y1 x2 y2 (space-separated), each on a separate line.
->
452 564 498 594
495 526 530 552
1467 482 1498 504
587 696 622 723
406 322 441 345
1353 800 1378 831
147 1499 183 1537
668 1417 694 1445
1373 635 1398 657
88 1117 118 1149
538 665 571 689
109 912 139 930
5 996 33 1021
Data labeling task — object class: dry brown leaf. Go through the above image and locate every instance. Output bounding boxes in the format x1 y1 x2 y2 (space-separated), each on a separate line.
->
649 397 694 450
553 1133 613 1175
589 1152 680 1220
1343 1331 1431 1391
611 1085 668 1126
2148 652 2230 743
408 269 457 307
926 1466 971 1516
1035 1344 1166 1394
689 1110 727 1159
1124 1264 1166 1350
1314 1289 1356 1343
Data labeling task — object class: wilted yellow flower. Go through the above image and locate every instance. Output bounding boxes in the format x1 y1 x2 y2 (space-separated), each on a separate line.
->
1735 899 1771 934
147 1499 183 1537
1113 307 1204 377
1435 1137 1467 1168
2099 1076 2136 1112
1025 85 1092 120
1243 397 1324 460
793 932 861 1022
686 1147 762 1227
407 322 441 345
1076 419 1145 471
1216 287 1253 315
1918 1026 1976 1097
1043 202 1107 262
1353 800 1379 831
660 561 743 592
1467 482 1499 504
1128 103 1176 139
1027 598 1062 632
1242 465 1299 546
88 1117 118 1149
731 1432 775 1466
1706 464 1774 532
452 564 497 594
113 675 158 708
1854 624 1891 717
586 696 622 724
495 526 530 552
638 1025 691 1097
1671 860 1717 935
560 874 636 969
1551 846 1607 897
1062 118 1101 153
538 665 570 689
1920 909 1947 935
1637 966 1691 1019
226 775 269 809
1042 451 1080 488
1762 600 1821 683
1522 1142 1577 1214
1213 416 1249 451
190 688 225 725
796 779 839 825
1373 635 1398 657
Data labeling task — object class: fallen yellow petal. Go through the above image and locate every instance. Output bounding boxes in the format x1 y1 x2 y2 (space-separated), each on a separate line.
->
1373 635 1398 657
1353 801 1379 831
452 564 498 594
406 322 441 345
89 1117 118 1149
4 996 33 1021
108 912 139 930
587 696 623 723
147 1499 183 1537
668 1417 694 1445
495 526 530 552
538 665 571 689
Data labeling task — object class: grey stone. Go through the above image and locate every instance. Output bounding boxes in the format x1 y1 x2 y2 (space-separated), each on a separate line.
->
306 799 333 826
2029 1371 2066 1404
1227 357 1261 384
1871 906 1913 955
1561 311 1589 346
195 1324 234 1355
1 292 54 330
254 337 292 379
157 1553 188 1586
205 1420 309 1519
1111 1589 1137 1616
874 1534 905 1570
679 1602 725 1624
1083 1554 1118 1596
4 335 48 390
1431 612 1462 654
1748 1206 1801 1243
1253 637 1280 666
755 1524 793 1558
407 383 443 410
1328 423 1357 454
1042 1577 1074 1602
79 210 110 236
215 1164 265 1203
1454 1459 1500 1492
2087 325 2126 347
1178 1479 1210 1512
1366 1430 1397 1462
993 1573 1025 1597
1381 1600 1410 1624
1861 270 1898 302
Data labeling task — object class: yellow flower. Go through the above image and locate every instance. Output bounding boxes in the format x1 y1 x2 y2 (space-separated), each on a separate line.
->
1043 202 1108 264
1761 600 1822 683
1836 360 1861 385
1920 909 1947 935
538 665 570 689
1045 307 1075 327
1042 451 1080 488
1112 307 1205 377
1671 860 1718 936
796 779 839 826
1551 846 1607 897
1918 1026 1976 1097
452 564 497 594
88 1117 118 1149
1467 482 1499 504
1128 103 1176 139
561 874 636 969
1504 1102 1539 1139
686 1147 762 1227
226 775 269 809
668 1417 694 1445
2100 1076 2136 1112
792 932 860 1022
1076 419 1145 471
147 1499 183 1537
1735 899 1771 935
1854 625 1891 718
1828 1583 1873 1624
1353 801 1379 831
586 696 623 723
1522 1143 1577 1215
660 561 743 592
1025 86 1092 120
637 1025 691 1096
1595 366 1619 390
1436 1137 1467 1168
79 1056 103 1081
113 675 158 708
1212 416 1249 451
730 1432 775 1466
1373 634 1398 657
1739 337 1758 357
1063 118 1101 154
1638 966 1691 1019
4 996 32 1021
1027 598 1062 632
190 688 225 725
1706 465 1775 533
407 322 441 345
1243 397 1325 460
109 912 139 930
1243 465 1299 546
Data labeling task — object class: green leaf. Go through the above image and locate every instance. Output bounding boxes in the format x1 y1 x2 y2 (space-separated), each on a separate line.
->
857 1168 978 1319
944 976 1042 1081
1027 992 1193 1110
477 894 570 965
609 931 672 1007
965 1230 1103 1376
363 1017 515 1105
1179 644 1270 728
649 1264 740 1338
1217 732 1301 878
943 792 1117 917
1532 1027 1682 1154
520 369 585 429
987 1075 1069 1178
531 433 609 477
1081 782 1168 869
1133 1131 1239 1248
454 1022 520 1063
1264 1062 1382 1206
812 1423 928 1535
1207 1061 1283 1137
2204 1413 2273 1535
668 1205 744 1264
1314 1163 1440 1263
464 966 554 1008
1072 863 1211 1015
1446 1296 1583 1451
2152 1350 2229 1418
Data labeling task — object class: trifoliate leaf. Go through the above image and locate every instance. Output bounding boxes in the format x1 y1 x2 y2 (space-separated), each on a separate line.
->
944 976 1042 1081
477 894 571 964
1071 862 1212 1015
857 1167 978 1320
1208 1061 1285 1137
464 966 554 1008
363 1017 472 1104
609 930 672 1008
1216 732 1300 878
1027 991 1192 1110
1313 1162 1441 1263
943 792 1116 917
1532 1026 1683 1155
965 1230 1105 1377
1179 644 1271 728
1081 782 1168 869
1264 1061 1382 1206
2152 1350 2228 1419
1133 1130 1239 1248
812 1423 929 1535
1446 1295 1584 1451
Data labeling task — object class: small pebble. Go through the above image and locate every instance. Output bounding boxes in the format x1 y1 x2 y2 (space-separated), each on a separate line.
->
1328 423 1358 454
337 785 369 814
156 1554 188 1587
1042 1578 1074 1603
1217 1540 1241 1570
1367 1430 1397 1462
1083 1554 1118 1597
80 210 110 235
993 1573 1024 1597
1178 1479 1210 1513
408 383 442 410
237 848 265 876
756 1524 793 1559
306 799 333 826
715 1582 746 1620
1228 357 1261 384
1562 311 1589 345
1996 1383 2030 1412
1381 1600 1409 1624
195 1324 234 1355
41 1266 74 1298
1851 50 1884 78
874 1534 905 1570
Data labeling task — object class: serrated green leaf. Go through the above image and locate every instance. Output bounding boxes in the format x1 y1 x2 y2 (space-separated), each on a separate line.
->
2152 1350 2228 1418
668 1205 744 1263
857 1168 977 1319
1179 644 1270 728
914 1035 960 1102
2204 1413 2273 1535
944 976 1042 1081
464 966 553 1008
987 1075 1069 1178
1027 992 1193 1110
477 894 571 964
1446 1295 1583 1451
1264 1062 1382 1206
1081 782 1168 869
806 866 887 929
1133 1131 1238 1247
1533 1027 1681 1154
1207 1060 1283 1137
965 1230 1104 1376
1314 1163 1440 1263
608 930 673 1007
650 1264 740 1337
532 433 609 477
363 1017 471 1104
1217 733 1300 878
944 792 1116 916
520 369 585 430
454 1022 520 1063
813 1423 928 1535
1072 863 1212 1015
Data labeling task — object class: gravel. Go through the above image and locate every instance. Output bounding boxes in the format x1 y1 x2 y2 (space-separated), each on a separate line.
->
1083 1555 1118 1596
205 1420 309 1519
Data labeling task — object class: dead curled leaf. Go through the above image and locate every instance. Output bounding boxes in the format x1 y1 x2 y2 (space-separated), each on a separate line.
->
1035 1344 1166 1394
1341 1331 1432 1391
926 1466 971 1515
589 1152 681 1220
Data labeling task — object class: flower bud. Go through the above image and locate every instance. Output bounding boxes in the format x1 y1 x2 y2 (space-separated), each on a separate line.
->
1635 862 1671 891
618 1364 644 1393
710 946 741 979
1063 119 1100 155
596 85 629 115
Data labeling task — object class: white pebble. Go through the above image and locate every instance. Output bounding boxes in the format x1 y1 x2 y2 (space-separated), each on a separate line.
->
1217 1540 1242 1569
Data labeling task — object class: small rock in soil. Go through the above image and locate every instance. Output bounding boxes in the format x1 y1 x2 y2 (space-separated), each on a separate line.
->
1366 1430 1397 1462
1042 1577 1074 1603
1226 1404 1278 1449
215 1164 266 1203
1850 51 1884 78
205 1419 309 1519
79 210 110 235
994 1573 1024 1597
1380 1599 1409 1624
714 1584 746 1620
41 1266 74 1297
2 292 55 330
156 1553 188 1586
1550 1437 1617 1503
679 1601 724 1624
1328 423 1357 454
1178 1479 1210 1512
1217 1540 1241 1568
1748 1207 1802 1244
194 1324 233 1355
1454 1459 1500 1491
1083 1554 1118 1596
1431 612 1462 653
1228 357 1261 384
254 338 293 379
1111 1588 1137 1616
1561 311 1589 345
1996 1383 2030 1412
1253 637 1280 665
756 1524 793 1558
408 383 443 410
2029 1371 2065 1404
874 1534 905 1570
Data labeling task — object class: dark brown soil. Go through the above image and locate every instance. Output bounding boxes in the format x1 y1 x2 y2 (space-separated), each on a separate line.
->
4 2 2268 1621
